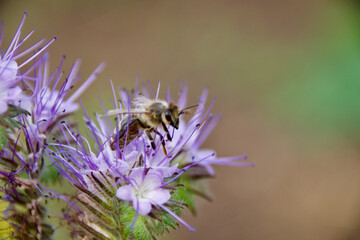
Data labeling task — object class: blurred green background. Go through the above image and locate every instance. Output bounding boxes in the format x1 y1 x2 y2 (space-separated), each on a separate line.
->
2 0 360 239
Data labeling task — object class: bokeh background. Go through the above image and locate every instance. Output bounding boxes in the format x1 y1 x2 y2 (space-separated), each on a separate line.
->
2 0 360 239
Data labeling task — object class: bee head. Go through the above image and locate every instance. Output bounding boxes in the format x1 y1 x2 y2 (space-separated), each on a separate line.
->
163 103 180 129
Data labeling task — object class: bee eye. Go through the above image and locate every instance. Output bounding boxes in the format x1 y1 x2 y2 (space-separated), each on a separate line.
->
165 110 172 122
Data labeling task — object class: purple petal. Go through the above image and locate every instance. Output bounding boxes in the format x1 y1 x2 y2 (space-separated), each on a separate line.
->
147 189 170 205
116 185 133 201
0 60 18 81
0 101 8 114
129 168 146 186
141 174 163 191
7 86 22 99
136 199 152 216
150 165 178 178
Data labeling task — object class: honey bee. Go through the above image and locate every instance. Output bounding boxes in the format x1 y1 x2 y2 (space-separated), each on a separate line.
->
102 96 198 155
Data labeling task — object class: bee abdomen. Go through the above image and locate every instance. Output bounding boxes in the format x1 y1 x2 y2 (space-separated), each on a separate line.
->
110 118 142 150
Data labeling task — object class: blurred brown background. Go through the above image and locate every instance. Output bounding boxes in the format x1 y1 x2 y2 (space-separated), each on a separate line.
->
2 0 360 239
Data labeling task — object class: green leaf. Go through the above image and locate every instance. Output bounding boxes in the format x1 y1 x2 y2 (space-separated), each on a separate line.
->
39 164 61 184
5 104 30 118
0 125 8 150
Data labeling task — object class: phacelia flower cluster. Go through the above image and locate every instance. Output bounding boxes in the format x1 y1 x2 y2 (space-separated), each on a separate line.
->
0 12 251 240
48 81 252 239
0 12 104 239
0 12 55 115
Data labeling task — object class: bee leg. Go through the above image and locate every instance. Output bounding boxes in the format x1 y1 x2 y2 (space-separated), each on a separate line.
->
145 130 156 150
162 122 172 141
154 130 168 156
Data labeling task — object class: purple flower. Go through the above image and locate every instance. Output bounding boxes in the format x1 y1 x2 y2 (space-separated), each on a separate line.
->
49 109 174 188
0 12 104 176
164 84 252 176
23 56 104 137
46 84 194 231
0 60 21 113
116 168 170 215
47 81 252 236
0 12 55 114
17 54 105 175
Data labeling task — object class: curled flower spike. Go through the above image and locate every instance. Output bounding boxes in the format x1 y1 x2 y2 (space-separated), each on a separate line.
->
168 87 253 176
0 11 251 240
0 13 105 240
14 53 105 176
46 81 252 239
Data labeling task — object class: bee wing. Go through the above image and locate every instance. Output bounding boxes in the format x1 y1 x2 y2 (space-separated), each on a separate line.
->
133 96 151 107
100 109 150 117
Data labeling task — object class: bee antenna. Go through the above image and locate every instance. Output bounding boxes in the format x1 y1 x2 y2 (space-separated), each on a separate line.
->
179 104 199 115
